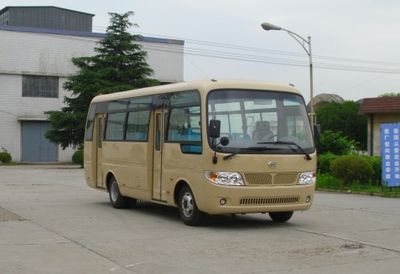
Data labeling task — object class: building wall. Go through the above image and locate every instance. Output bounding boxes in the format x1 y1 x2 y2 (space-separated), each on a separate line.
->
0 74 75 161
368 113 400 156
145 43 184 83
0 29 184 81
0 28 184 162
0 75 21 159
0 29 98 76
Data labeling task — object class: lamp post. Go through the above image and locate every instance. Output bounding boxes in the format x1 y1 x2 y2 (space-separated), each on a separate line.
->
261 22 314 132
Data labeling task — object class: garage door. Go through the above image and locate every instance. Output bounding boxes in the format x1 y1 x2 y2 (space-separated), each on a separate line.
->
21 122 57 162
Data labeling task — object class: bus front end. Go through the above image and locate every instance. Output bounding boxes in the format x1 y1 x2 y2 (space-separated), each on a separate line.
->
196 86 316 220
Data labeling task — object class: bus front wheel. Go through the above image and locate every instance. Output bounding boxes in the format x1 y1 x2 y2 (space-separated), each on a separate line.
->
268 211 293 222
178 185 204 226
108 177 131 209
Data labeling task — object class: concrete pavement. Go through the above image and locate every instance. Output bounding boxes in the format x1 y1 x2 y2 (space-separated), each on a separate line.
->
0 166 399 273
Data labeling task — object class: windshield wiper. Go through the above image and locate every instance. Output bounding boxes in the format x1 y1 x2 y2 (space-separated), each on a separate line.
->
222 146 279 161
257 141 312 160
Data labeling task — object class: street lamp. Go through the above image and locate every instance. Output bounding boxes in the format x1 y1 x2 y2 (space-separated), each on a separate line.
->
261 22 314 132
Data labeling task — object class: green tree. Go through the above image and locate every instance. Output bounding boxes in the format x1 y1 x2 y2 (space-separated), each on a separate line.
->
316 101 367 150
46 11 158 149
379 92 400 97
317 130 358 155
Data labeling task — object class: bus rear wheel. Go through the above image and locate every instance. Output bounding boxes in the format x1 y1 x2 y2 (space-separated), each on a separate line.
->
109 177 131 209
178 185 204 226
268 211 293 222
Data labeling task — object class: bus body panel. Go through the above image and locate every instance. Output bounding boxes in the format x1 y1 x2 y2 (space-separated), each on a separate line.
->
161 143 209 205
101 141 152 201
84 141 95 188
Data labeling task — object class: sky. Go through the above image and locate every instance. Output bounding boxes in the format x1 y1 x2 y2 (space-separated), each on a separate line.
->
1 0 400 102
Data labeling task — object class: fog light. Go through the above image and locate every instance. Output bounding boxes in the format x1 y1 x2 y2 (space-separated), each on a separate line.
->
306 196 311 203
219 198 227 205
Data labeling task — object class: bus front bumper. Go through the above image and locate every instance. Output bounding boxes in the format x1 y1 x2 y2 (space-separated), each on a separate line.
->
195 182 315 215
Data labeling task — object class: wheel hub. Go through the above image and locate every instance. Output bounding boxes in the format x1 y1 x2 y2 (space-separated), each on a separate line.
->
110 181 118 202
181 192 194 217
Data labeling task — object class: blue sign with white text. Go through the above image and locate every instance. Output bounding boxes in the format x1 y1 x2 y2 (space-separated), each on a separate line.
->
381 123 400 187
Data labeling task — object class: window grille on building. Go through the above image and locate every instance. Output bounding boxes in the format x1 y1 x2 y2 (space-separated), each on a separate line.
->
22 75 59 98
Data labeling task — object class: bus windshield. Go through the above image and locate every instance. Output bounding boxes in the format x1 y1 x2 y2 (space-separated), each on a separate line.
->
207 89 314 154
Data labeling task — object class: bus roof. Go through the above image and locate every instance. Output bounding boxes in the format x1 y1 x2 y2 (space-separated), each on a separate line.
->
91 79 301 103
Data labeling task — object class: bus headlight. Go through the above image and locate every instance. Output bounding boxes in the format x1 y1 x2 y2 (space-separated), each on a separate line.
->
204 171 245 186
298 171 316 185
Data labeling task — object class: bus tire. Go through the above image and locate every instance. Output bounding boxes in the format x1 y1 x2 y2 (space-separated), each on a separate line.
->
178 185 204 226
109 177 130 209
268 211 293 222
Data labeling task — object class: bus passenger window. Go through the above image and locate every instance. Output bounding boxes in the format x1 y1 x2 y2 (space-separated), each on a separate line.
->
126 110 150 141
105 112 126 141
85 105 96 141
167 106 201 142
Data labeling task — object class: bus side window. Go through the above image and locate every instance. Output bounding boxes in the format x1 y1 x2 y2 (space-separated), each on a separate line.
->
105 112 126 141
126 110 150 141
85 105 96 141
167 105 202 154
98 117 103 148
167 106 201 142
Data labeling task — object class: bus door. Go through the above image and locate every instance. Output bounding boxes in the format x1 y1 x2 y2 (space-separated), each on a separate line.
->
152 108 168 201
93 114 106 188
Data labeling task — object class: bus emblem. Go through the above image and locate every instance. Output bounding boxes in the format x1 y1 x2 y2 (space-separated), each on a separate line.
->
267 161 278 169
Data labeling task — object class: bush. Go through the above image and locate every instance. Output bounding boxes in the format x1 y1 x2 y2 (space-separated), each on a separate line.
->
364 156 381 185
316 174 344 189
317 130 358 155
72 149 83 167
317 153 339 174
0 148 12 163
330 155 373 185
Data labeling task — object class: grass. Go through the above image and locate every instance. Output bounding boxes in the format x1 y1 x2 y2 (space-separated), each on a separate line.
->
317 174 400 198
0 161 20 166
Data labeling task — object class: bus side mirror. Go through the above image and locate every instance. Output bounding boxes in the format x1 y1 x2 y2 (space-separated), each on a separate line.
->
220 136 229 146
209 120 221 138
209 120 222 164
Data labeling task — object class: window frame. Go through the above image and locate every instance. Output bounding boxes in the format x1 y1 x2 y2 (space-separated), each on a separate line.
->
22 75 59 98
104 112 128 142
206 88 314 154
102 95 154 142
125 110 151 142
85 104 96 141
165 90 203 154
91 90 204 155
165 92 202 143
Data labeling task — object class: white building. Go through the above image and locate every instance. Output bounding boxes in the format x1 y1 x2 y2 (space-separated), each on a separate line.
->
0 7 184 162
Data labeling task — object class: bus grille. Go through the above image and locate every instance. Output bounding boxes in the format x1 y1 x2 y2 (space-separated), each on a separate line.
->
239 196 299 205
244 173 273 185
274 173 299 185
244 173 298 186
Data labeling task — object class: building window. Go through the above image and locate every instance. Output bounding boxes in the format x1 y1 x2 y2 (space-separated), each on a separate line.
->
22 75 59 98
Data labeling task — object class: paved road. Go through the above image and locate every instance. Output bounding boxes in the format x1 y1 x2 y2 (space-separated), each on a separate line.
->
0 166 399 274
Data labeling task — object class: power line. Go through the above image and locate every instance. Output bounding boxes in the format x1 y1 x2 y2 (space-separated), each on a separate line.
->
71 26 400 74
128 30 400 67
143 43 400 74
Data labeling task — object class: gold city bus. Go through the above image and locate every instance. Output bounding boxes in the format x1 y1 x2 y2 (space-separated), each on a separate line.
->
84 80 316 225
